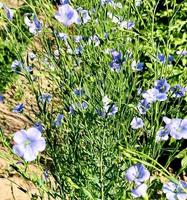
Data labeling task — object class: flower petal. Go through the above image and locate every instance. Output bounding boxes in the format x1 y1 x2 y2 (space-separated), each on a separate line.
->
23 145 38 162
27 127 41 140
13 144 26 157
31 138 46 152
13 130 28 144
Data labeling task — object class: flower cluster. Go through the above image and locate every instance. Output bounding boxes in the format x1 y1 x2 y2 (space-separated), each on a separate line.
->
156 117 187 141
126 163 150 198
55 4 90 26
163 181 187 200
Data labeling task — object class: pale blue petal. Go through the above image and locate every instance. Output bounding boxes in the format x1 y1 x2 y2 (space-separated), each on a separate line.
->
23 145 38 161
13 144 26 157
13 130 28 144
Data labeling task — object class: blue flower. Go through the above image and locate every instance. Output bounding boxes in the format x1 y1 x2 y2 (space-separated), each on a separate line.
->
126 163 150 185
11 60 23 72
75 46 83 55
163 117 187 140
13 104 24 113
59 0 69 4
142 88 167 103
137 99 150 114
28 52 36 60
163 181 187 200
55 4 80 26
131 60 144 71
101 0 113 6
0 94 4 103
43 169 49 180
131 184 148 198
156 128 169 142
98 96 118 117
58 32 68 40
171 85 186 98
74 35 83 43
111 50 122 62
54 114 64 127
131 117 144 129
176 50 187 56
107 104 118 116
34 122 44 132
158 54 165 63
158 54 174 63
110 61 121 72
73 88 84 96
154 79 170 93
69 105 75 114
89 35 100 46
120 21 134 29
13 127 46 162
77 101 88 110
168 55 174 63
77 7 90 24
39 93 52 103
3 5 14 20
24 15 42 34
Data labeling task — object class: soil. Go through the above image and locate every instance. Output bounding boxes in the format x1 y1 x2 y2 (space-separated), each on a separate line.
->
0 148 41 200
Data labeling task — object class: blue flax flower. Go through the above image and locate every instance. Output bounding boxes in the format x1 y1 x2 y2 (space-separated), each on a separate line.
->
77 101 88 110
3 5 14 20
77 7 90 24
58 32 68 40
11 60 23 72
98 96 118 117
73 88 84 96
158 54 165 63
54 114 64 127
137 99 150 115
168 55 174 63
156 128 169 142
158 54 174 63
55 4 80 26
111 50 122 62
13 103 24 113
59 0 69 4
131 60 144 71
131 183 148 198
131 117 144 129
163 181 187 200
142 88 167 103
34 122 44 132
13 127 46 162
154 79 170 93
120 21 134 29
163 117 187 140
110 61 121 72
101 0 113 6
0 94 4 103
74 35 83 43
28 52 36 60
171 85 186 98
39 93 52 103
126 163 150 185
89 35 100 46
176 50 187 56
24 15 42 35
